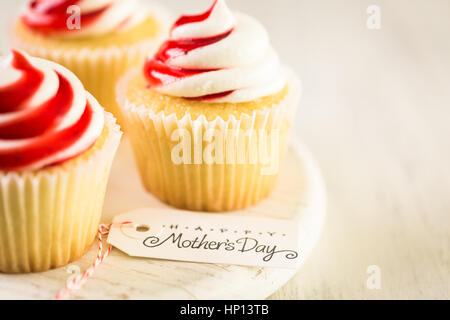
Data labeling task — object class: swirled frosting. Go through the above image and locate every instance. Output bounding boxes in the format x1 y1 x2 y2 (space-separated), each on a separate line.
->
22 0 145 37
144 0 286 103
0 50 104 171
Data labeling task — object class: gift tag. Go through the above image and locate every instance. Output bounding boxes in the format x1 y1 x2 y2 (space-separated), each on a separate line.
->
108 208 302 269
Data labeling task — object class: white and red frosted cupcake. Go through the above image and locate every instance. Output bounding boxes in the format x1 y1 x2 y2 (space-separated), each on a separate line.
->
0 50 122 273
10 0 171 119
117 0 301 212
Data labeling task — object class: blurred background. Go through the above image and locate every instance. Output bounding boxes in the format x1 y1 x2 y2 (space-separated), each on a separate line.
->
1 0 449 299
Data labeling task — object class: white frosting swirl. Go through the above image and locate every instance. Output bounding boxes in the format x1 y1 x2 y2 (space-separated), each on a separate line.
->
0 50 104 171
73 0 145 37
22 0 147 38
149 0 286 103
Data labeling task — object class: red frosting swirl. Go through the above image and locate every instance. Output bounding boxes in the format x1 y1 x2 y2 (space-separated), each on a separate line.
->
142 0 286 103
22 0 108 33
0 50 104 171
143 0 235 101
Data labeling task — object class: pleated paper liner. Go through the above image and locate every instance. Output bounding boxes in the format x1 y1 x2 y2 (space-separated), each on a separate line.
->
0 112 122 273
9 4 171 122
117 69 301 212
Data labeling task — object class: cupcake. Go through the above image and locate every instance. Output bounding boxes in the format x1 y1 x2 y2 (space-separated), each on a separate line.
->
116 0 301 212
0 50 122 273
10 0 171 120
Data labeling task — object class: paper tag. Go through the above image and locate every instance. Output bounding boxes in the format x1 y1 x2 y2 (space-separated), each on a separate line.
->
108 208 301 268
108 208 302 269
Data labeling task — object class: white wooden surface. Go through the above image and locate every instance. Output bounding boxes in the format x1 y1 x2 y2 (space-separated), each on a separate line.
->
1 0 449 299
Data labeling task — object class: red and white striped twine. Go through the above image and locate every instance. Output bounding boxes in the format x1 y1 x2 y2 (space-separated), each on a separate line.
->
54 221 133 300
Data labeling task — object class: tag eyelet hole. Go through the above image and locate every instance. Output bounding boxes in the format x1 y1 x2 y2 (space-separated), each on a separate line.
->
136 224 150 233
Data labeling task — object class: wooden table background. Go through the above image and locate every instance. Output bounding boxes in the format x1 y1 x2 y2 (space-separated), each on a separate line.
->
1 0 449 299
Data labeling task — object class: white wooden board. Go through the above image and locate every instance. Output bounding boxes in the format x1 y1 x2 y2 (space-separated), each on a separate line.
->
0 138 326 300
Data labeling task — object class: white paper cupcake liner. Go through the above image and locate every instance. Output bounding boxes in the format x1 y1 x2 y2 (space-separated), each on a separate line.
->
0 113 122 273
117 68 301 212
